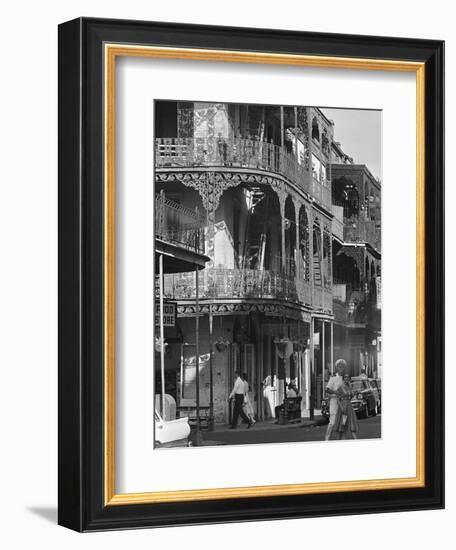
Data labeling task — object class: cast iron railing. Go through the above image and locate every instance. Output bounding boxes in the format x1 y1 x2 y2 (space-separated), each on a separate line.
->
155 193 205 255
163 267 332 312
155 137 331 210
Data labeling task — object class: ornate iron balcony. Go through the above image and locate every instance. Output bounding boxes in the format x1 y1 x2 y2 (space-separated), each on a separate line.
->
163 267 332 312
155 137 332 210
155 193 205 255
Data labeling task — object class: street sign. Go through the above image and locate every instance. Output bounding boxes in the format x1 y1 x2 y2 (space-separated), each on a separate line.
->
155 302 176 327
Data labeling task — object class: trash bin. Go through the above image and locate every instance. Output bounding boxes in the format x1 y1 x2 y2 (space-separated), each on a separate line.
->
278 410 288 425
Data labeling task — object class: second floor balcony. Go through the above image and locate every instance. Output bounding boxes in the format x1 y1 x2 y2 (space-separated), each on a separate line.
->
155 193 205 255
155 137 331 211
163 267 333 313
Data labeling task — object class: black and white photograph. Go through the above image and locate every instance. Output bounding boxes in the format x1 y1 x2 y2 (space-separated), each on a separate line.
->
154 100 382 448
0 0 449 543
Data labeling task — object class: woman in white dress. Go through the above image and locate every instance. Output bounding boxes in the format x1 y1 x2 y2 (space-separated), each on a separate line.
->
241 373 256 425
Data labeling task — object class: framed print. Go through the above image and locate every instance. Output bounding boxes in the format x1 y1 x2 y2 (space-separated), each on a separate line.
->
58 17 444 531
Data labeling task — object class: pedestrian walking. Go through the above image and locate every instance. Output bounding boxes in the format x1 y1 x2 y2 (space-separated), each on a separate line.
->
229 371 252 429
241 373 256 425
325 359 346 441
333 374 359 439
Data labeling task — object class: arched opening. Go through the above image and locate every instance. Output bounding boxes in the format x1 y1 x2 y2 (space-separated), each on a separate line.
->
312 117 320 142
333 252 361 291
299 206 310 281
284 195 296 277
238 185 282 273
332 177 360 219
322 128 330 156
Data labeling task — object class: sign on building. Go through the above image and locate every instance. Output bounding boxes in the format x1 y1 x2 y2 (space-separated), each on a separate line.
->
155 302 176 327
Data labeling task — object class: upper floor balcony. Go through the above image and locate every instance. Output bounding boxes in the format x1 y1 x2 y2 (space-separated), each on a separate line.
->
155 137 332 211
155 193 205 256
163 267 333 314
332 284 380 330
344 218 381 251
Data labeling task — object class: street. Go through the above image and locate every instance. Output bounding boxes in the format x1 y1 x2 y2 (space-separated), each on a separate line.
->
201 415 381 446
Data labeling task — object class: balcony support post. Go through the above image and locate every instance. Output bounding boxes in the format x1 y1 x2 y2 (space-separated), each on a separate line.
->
293 198 300 280
193 268 202 446
330 321 334 375
208 302 214 431
280 106 284 148
294 107 298 156
309 208 314 306
159 253 166 418
322 320 326 404
279 194 286 272
321 223 325 289
309 316 314 421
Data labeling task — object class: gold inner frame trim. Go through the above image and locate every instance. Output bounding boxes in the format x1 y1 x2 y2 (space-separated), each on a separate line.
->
104 43 426 506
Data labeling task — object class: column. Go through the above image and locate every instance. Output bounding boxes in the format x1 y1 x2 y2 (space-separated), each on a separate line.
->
279 193 286 271
194 269 202 445
159 254 165 417
294 106 298 156
321 320 326 403
309 208 314 305
280 106 284 147
309 316 314 420
293 198 300 281
330 321 334 375
320 223 325 289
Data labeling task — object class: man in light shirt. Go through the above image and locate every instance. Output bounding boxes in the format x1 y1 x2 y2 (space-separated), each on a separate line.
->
325 359 347 441
229 371 252 429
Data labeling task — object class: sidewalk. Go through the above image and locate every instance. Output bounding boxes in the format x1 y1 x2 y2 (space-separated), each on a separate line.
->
210 416 325 434
197 415 328 446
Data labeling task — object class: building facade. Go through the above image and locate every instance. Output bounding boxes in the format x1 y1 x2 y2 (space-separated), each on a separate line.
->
330 143 382 379
154 101 380 425
155 101 338 424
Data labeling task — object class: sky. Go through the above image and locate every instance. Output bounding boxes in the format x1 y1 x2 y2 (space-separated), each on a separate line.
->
321 108 382 181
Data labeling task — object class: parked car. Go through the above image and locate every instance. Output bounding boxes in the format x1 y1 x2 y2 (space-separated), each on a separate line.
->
350 376 378 418
321 376 378 420
368 378 381 414
154 410 191 448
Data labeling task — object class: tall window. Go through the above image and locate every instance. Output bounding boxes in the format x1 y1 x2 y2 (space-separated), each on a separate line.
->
299 207 310 281
321 163 327 185
312 117 320 141
312 154 321 182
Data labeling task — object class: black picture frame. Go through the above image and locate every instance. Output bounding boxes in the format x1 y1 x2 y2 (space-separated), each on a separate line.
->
58 17 444 532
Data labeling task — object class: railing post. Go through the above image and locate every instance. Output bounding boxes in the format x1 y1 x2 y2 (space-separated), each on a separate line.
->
160 189 166 237
279 195 286 273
